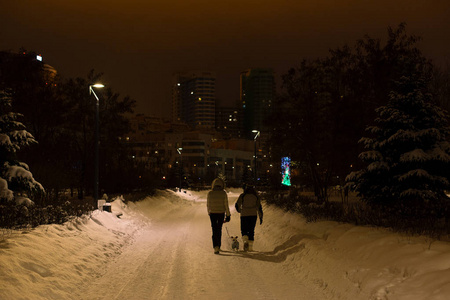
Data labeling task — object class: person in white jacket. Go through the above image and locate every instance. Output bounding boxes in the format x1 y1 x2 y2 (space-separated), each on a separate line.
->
207 178 231 254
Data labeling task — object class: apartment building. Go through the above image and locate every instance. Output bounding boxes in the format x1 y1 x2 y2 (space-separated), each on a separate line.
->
172 71 216 130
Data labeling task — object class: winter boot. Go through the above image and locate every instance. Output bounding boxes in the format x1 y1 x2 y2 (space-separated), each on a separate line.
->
214 246 220 254
248 240 254 251
242 235 249 251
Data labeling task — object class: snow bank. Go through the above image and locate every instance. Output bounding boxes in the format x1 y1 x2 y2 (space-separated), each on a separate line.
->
0 190 449 300
0 197 142 300
257 204 450 299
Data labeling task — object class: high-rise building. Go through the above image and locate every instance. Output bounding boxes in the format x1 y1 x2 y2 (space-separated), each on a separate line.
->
215 107 242 139
240 68 275 139
172 71 216 130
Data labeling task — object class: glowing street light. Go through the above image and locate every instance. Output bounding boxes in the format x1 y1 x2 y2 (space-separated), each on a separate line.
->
89 83 104 207
177 147 183 192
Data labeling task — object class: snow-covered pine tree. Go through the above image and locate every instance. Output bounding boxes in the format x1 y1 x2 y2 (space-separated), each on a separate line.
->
347 75 450 208
0 90 44 206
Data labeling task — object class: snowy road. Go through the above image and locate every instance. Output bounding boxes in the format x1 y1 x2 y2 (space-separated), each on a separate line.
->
80 192 323 300
3 189 449 300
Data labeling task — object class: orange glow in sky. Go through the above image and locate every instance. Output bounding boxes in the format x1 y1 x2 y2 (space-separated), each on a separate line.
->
1 0 449 117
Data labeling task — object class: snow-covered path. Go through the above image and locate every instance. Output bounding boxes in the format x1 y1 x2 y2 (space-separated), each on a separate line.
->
1 189 449 300
79 191 322 300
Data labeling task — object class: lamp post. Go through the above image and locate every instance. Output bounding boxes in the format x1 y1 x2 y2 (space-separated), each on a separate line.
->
89 84 104 207
177 147 183 192
252 130 260 183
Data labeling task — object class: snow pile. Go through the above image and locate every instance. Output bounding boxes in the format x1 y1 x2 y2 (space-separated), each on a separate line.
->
0 189 449 300
258 205 450 299
0 197 143 299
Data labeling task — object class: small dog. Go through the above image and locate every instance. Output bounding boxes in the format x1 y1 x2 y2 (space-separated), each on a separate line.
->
231 236 240 251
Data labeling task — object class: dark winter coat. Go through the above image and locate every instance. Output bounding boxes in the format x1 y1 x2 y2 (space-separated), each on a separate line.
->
235 187 263 219
207 178 230 216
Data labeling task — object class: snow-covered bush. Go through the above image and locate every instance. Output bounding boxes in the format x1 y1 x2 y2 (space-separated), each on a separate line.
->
347 76 450 211
0 198 94 229
263 189 449 237
0 90 44 206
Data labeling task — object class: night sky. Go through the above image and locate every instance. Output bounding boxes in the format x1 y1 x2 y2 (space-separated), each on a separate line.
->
1 0 449 118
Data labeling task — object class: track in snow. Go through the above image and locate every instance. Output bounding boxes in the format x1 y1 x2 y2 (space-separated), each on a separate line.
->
80 193 323 300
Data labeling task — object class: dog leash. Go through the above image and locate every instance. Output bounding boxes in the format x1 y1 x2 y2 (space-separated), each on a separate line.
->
225 225 231 238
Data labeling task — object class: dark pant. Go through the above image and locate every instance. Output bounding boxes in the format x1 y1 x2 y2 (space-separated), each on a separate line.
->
240 216 257 241
209 213 225 248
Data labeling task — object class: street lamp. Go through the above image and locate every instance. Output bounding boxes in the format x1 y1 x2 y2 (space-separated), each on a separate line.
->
89 83 104 207
252 130 260 183
177 147 183 192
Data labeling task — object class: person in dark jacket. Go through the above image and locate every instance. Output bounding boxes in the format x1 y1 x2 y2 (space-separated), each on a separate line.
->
207 178 231 254
234 185 263 251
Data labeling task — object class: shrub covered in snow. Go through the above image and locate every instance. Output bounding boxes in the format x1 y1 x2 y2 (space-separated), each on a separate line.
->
0 198 93 229
263 189 449 238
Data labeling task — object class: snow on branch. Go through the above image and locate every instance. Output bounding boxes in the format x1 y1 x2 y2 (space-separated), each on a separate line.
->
10 129 37 146
0 133 14 150
5 164 33 181
367 161 389 172
398 169 449 187
365 126 381 135
358 137 375 148
358 150 382 161
429 146 450 162
0 112 24 127
400 189 435 199
4 162 45 193
398 169 431 181
387 129 415 143
345 171 359 182
416 128 441 141
15 196 34 206
0 177 14 202
400 149 429 163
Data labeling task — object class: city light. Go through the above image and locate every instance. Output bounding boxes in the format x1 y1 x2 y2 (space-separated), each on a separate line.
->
89 83 104 206
281 157 291 186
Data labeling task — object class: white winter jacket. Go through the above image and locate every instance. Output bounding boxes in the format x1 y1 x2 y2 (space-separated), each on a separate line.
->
207 178 230 216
